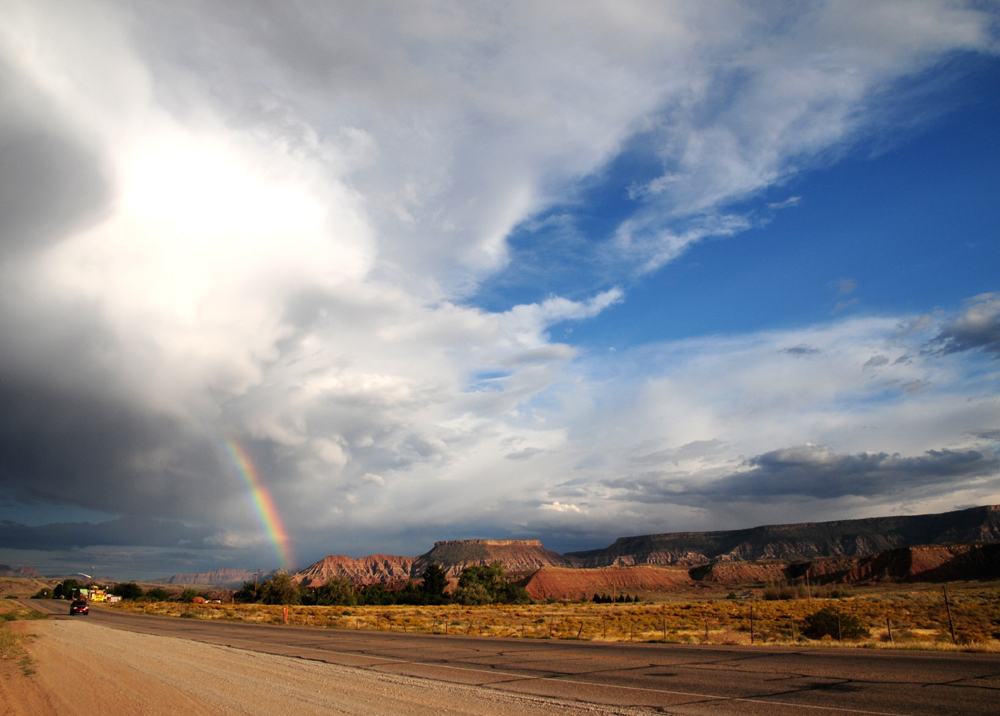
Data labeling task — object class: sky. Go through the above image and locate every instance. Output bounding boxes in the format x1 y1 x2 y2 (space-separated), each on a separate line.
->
1 1 999 580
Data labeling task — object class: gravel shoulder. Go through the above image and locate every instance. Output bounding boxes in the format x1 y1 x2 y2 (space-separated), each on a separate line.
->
2 620 648 715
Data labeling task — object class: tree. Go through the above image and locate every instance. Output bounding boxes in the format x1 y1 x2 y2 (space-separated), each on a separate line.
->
358 584 394 606
234 580 261 603
312 577 356 606
260 573 300 605
111 582 144 600
421 564 448 603
456 561 508 603
179 588 198 603
53 579 81 600
145 587 171 602
504 584 531 605
395 581 427 605
33 588 53 599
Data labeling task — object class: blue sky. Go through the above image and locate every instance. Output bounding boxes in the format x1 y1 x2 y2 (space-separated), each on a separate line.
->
479 54 1000 349
0 2 998 579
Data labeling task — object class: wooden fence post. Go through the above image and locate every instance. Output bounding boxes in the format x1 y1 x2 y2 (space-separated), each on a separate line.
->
943 586 956 644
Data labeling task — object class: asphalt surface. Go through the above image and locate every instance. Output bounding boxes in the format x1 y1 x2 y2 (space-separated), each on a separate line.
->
30 600 1000 715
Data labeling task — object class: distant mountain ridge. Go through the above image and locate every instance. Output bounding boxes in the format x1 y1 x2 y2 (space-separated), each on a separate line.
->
163 504 1000 587
523 543 1000 600
565 504 1000 567
295 554 416 587
292 540 574 587
163 568 276 587
0 564 41 578
413 539 579 578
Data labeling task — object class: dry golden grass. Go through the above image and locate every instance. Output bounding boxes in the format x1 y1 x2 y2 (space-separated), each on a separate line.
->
107 582 1000 652
0 599 44 676
0 599 49 624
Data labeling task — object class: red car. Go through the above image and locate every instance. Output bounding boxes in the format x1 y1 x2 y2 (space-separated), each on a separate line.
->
69 599 89 615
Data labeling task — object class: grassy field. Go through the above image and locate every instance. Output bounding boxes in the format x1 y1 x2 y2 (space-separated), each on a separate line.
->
0 599 47 676
106 582 1000 652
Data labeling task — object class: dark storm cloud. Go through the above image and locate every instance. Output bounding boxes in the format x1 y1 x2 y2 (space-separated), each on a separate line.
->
606 444 1000 505
0 515 216 551
0 60 110 258
930 293 1000 357
0 374 228 521
863 354 889 369
780 345 821 356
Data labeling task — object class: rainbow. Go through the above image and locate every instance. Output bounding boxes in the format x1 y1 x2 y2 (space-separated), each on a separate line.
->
224 439 294 570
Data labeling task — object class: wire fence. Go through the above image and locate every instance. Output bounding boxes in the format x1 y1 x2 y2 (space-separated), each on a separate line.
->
118 583 1000 650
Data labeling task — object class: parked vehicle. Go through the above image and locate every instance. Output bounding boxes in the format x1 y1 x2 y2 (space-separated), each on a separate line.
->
70 599 89 615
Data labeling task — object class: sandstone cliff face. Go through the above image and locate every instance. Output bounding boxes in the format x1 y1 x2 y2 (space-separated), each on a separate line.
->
688 543 1000 586
566 505 1000 567
287 505 1000 589
294 554 417 587
413 539 580 578
522 565 692 601
292 539 581 586
523 543 1000 600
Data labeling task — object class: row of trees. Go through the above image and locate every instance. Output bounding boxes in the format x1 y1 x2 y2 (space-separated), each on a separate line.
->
31 562 533 607
592 593 642 603
235 562 531 607
33 579 195 603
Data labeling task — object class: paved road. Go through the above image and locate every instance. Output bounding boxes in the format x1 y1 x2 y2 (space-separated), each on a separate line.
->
30 600 1000 715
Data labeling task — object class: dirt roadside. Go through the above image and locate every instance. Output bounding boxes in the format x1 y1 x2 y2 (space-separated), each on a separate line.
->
1 620 649 715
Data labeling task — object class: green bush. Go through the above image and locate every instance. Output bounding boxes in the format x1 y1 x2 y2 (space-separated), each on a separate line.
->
801 608 869 640
145 587 171 602
234 581 261 603
453 582 491 606
260 574 300 605
504 584 531 605
392 581 425 605
357 584 395 606
310 577 356 606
